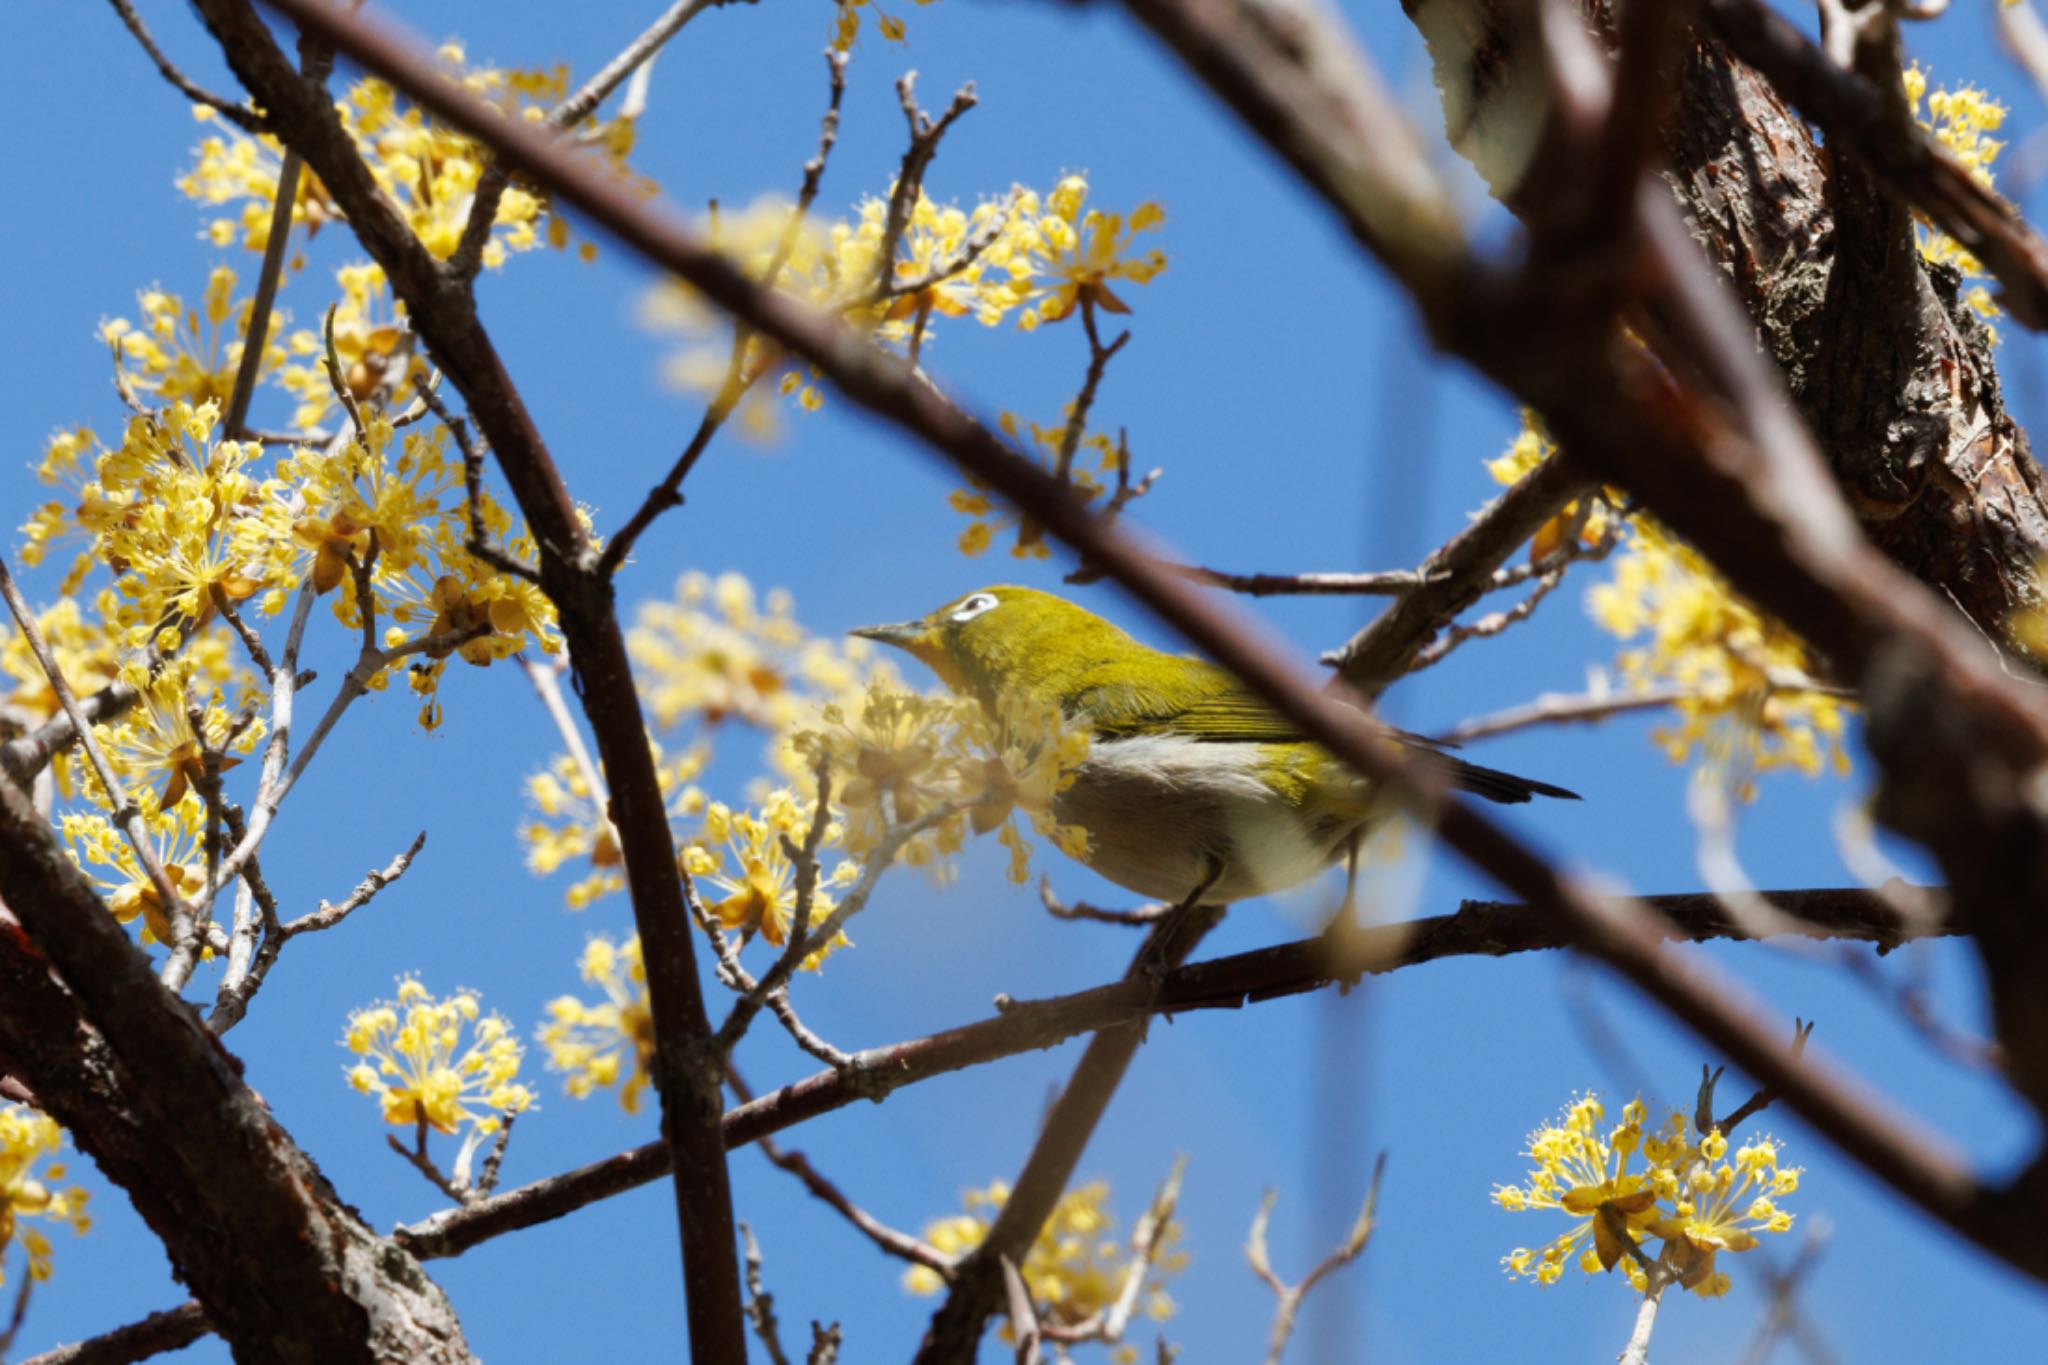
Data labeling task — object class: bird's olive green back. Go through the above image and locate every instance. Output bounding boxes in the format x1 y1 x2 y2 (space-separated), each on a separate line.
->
932 587 1307 742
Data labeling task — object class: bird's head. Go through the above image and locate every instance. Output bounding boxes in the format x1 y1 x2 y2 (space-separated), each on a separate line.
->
850 586 1136 705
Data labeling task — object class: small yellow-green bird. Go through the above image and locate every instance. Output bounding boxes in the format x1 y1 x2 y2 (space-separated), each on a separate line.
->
853 585 1577 905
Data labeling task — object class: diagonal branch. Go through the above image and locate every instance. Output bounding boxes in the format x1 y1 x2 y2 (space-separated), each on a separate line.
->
76 880 1963 1364
188 2 747 1358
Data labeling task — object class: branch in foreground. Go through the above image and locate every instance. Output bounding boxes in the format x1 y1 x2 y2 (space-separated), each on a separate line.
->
399 885 1953 1264
58 882 1959 1364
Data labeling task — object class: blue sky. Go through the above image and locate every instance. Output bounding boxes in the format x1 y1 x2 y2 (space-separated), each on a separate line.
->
5 1 2047 1361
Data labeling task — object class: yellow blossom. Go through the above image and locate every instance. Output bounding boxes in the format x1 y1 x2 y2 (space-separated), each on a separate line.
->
830 0 941 51
904 1178 1186 1332
952 409 1123 559
646 173 1163 421
1496 1092 1801 1296
538 935 656 1112
0 1107 92 1286
99 267 283 409
61 791 211 947
182 52 641 268
1012 177 1168 329
1903 65 2008 334
629 572 815 731
1587 517 1849 790
520 744 706 909
98 666 261 810
951 690 1094 884
685 794 859 968
342 978 534 1176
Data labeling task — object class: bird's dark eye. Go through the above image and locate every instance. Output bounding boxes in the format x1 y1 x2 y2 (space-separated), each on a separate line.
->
949 592 999 624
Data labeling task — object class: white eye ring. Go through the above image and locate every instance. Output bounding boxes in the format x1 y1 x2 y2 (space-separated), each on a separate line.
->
949 592 999 624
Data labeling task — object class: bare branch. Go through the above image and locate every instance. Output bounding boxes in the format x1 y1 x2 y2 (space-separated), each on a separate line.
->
1249 1155 1384 1365
1172 566 1443 597
741 1225 793 1365
105 0 265 131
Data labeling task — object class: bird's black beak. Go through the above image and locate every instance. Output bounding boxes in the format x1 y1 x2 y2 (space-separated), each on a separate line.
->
849 618 924 648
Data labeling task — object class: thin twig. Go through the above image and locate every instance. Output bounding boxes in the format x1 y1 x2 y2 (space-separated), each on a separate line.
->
106 0 266 131
599 48 851 576
741 1224 793 1365
0 554 194 981
1247 1156 1383 1365
870 74 978 300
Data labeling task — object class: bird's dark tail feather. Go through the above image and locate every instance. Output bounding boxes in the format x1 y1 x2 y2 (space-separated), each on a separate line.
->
1448 758 1581 805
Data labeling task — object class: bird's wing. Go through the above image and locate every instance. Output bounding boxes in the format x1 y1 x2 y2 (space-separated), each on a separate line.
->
1072 664 1579 801
1071 663 1311 743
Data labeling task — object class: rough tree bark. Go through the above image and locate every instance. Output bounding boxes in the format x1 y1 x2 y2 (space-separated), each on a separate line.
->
1403 0 2048 647
0 780 473 1365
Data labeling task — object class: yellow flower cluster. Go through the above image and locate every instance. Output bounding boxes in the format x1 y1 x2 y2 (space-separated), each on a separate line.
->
343 978 535 1144
903 1179 1185 1335
831 0 941 50
23 397 558 735
1495 1093 1800 1297
682 793 861 969
181 43 640 268
951 409 1122 559
274 263 420 432
792 684 1093 885
628 572 887 732
1903 65 2008 328
1486 414 1615 559
1489 418 1848 791
1588 519 1848 789
538 935 656 1113
0 597 122 733
647 174 1165 427
100 266 284 412
0 1107 91 1286
522 744 707 909
63 790 211 948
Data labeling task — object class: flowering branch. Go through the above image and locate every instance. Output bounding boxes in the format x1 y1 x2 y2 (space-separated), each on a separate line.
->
0 553 196 983
449 0 719 279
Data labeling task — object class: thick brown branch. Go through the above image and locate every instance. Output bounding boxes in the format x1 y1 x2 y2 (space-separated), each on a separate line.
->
190 2 748 1358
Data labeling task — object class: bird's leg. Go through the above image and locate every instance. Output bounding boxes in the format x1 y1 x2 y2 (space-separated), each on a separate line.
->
1135 857 1226 986
1340 830 1363 922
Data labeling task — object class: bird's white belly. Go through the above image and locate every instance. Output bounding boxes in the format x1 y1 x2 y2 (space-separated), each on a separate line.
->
1054 733 1358 904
